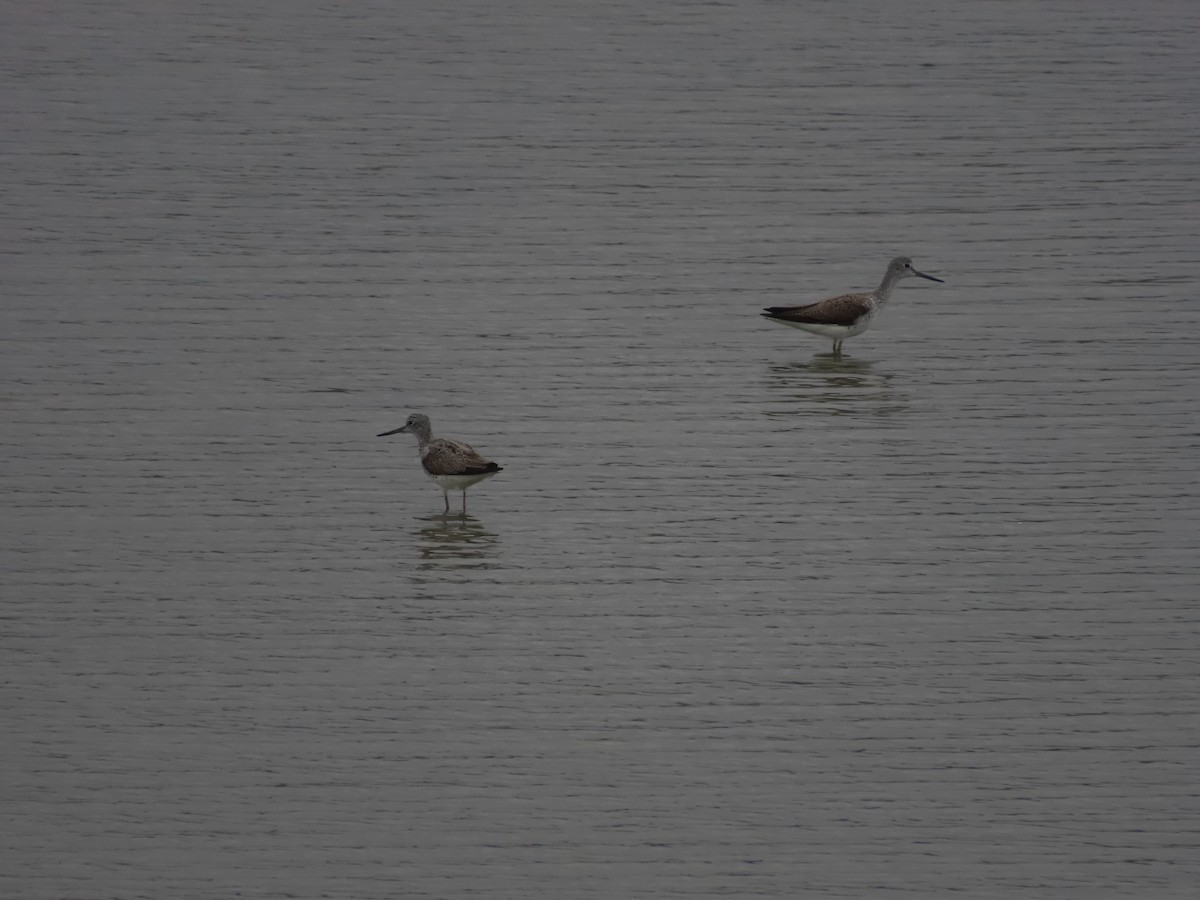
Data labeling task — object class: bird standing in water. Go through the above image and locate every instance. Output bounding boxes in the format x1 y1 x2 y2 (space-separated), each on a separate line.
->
761 256 944 356
378 413 502 514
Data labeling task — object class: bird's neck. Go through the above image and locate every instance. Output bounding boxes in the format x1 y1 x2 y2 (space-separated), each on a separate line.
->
874 270 904 302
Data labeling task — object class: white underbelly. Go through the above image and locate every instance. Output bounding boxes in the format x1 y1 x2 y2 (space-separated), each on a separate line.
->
773 317 872 339
428 471 498 491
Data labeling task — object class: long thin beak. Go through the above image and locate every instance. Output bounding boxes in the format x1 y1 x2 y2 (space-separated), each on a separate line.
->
377 426 406 437
915 269 944 283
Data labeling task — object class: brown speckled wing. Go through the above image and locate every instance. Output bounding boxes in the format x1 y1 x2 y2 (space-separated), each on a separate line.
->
422 439 502 476
763 293 870 327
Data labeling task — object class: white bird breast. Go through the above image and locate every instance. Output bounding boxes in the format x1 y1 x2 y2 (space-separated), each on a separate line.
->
773 317 872 339
429 472 498 492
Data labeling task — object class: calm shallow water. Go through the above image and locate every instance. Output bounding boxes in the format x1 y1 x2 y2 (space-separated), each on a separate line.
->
4 1 1199 897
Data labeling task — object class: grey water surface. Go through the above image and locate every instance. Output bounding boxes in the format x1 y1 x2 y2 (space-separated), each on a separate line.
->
3 1 1199 898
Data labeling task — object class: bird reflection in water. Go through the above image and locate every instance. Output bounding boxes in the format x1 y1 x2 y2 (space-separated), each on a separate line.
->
766 357 906 417
414 514 499 566
774 354 877 386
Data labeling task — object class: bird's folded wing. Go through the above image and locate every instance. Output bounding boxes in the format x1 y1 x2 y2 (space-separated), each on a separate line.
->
763 294 866 326
422 439 500 476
